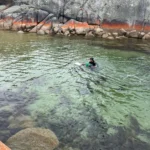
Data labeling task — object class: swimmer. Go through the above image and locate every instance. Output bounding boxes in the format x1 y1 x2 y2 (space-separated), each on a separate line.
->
83 58 96 67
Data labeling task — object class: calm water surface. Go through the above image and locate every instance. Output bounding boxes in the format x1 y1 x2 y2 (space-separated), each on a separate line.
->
0 31 150 150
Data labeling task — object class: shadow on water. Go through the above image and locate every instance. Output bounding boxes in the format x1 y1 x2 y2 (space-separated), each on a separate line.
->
0 87 38 142
87 38 150 54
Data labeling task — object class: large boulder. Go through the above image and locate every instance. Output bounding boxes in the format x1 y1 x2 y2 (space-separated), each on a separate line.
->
94 27 104 35
6 128 59 150
118 28 127 36
1 0 150 31
112 32 119 37
107 36 115 40
8 115 35 129
143 34 150 40
64 30 70 36
75 27 88 35
102 33 109 38
37 30 45 35
128 30 138 38
85 31 95 37
138 32 145 39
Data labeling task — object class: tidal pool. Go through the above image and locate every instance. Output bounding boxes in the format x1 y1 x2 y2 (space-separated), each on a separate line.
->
0 31 150 150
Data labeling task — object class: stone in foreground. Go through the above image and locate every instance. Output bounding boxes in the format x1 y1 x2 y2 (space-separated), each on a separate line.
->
6 128 59 150
0 141 11 150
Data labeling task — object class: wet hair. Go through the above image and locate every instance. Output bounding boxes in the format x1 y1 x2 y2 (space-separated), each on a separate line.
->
90 58 94 61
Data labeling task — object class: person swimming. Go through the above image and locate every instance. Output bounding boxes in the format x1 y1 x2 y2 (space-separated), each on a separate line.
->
83 58 96 67
89 58 96 66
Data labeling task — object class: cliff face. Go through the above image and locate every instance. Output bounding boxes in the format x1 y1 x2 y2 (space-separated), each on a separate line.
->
0 0 150 31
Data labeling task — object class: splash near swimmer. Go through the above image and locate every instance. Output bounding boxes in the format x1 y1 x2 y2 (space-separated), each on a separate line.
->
75 58 97 68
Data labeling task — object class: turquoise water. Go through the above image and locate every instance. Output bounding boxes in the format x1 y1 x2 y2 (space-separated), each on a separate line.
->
0 31 150 149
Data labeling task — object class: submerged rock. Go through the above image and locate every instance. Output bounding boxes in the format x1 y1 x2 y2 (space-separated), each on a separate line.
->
8 114 35 129
6 128 59 150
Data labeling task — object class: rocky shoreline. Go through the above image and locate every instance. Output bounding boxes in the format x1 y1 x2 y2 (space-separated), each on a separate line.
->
37 20 150 40
1 2 150 40
2 18 150 41
1 16 150 41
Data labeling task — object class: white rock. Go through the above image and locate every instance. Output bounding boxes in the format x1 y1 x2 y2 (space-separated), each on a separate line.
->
17 30 24 34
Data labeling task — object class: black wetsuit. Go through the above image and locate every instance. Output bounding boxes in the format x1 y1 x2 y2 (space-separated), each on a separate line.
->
89 61 96 66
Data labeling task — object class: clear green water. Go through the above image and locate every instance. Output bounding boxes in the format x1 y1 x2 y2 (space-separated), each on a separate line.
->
0 31 150 149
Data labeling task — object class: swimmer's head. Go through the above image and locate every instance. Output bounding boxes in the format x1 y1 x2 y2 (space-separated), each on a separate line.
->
90 58 94 62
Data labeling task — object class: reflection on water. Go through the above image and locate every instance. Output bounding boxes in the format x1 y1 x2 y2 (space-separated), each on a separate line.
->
0 31 150 149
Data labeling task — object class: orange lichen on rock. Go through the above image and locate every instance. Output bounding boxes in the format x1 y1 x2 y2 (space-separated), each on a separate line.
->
102 23 130 30
0 141 11 150
101 22 150 31
61 19 98 30
40 23 52 30
30 21 48 33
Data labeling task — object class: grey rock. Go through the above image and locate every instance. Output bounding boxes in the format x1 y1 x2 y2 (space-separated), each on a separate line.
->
0 5 6 11
102 33 109 38
75 27 87 35
37 30 45 35
107 36 115 40
118 28 127 36
94 27 103 35
138 32 145 39
85 31 95 37
3 6 21 14
116 36 127 39
1 0 150 33
45 29 50 34
143 34 150 40
64 30 70 36
17 30 24 33
128 30 138 38
53 26 60 33
112 32 119 37
10 0 150 27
